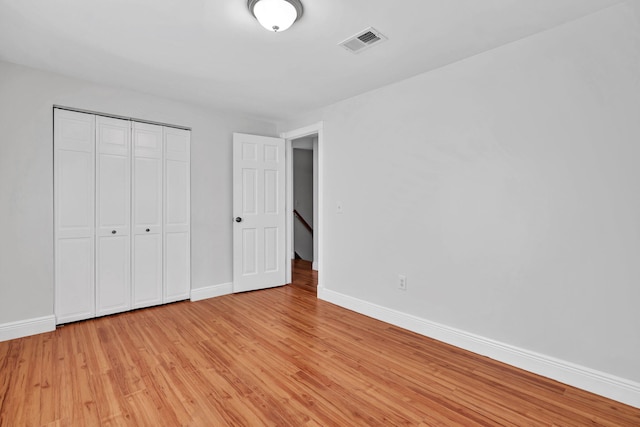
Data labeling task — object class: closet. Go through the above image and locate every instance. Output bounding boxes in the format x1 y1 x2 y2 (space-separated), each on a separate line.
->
54 108 190 324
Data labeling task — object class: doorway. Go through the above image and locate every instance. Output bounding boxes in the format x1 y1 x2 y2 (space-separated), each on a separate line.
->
281 122 323 289
292 137 316 265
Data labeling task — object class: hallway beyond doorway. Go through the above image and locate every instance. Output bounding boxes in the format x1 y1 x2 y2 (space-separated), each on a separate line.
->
291 259 317 293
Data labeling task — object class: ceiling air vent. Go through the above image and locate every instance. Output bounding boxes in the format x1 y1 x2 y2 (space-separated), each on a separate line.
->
339 27 387 54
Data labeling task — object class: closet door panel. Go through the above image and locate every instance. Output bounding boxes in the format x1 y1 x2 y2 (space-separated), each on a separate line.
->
165 160 189 225
54 109 95 324
134 157 161 225
165 231 190 301
96 116 131 317
97 154 130 228
133 233 162 306
164 127 190 302
132 122 163 308
56 238 94 322
57 150 94 234
96 235 130 314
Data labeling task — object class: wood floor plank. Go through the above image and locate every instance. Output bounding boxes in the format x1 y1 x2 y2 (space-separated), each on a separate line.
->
1 260 639 426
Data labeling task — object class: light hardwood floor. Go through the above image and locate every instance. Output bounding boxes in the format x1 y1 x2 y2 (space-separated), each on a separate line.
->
1 260 639 426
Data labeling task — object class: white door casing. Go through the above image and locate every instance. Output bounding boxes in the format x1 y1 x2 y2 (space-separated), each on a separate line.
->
281 121 323 287
95 116 131 316
233 133 286 293
132 122 164 308
163 127 191 302
54 109 96 324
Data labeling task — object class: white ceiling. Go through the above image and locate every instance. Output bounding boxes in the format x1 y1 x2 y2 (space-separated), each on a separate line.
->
0 0 624 121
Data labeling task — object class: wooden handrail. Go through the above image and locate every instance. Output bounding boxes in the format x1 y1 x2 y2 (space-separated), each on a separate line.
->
293 209 313 234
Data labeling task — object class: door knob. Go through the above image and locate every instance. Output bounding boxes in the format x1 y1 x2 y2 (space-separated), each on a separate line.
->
235 217 243 223
146 228 150 232
112 230 116 234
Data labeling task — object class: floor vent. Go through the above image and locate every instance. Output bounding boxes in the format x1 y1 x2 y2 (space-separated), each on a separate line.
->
339 27 387 54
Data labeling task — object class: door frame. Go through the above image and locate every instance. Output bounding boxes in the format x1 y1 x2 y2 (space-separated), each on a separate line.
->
280 122 324 290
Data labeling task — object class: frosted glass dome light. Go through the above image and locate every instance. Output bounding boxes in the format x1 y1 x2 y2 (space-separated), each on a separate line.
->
248 0 303 32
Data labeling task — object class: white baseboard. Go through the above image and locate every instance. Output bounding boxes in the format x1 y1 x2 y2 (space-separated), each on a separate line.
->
0 315 56 342
318 287 640 409
190 282 233 302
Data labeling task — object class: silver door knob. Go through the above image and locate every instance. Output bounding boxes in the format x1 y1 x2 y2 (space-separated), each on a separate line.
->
235 217 242 223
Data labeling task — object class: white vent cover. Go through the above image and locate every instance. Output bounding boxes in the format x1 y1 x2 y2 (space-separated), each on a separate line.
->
339 27 387 54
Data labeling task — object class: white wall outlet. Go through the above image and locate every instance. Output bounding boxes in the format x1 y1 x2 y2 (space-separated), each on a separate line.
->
336 201 343 213
398 274 407 291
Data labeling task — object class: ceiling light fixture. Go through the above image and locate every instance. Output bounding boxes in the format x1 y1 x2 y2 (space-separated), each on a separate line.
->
248 0 303 33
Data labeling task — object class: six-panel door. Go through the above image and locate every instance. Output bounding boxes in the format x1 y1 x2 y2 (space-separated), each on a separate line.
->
232 133 286 293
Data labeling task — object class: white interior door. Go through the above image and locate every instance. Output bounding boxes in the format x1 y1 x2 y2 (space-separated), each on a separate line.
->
163 127 191 303
96 116 131 316
233 133 286 293
54 109 96 324
132 122 163 309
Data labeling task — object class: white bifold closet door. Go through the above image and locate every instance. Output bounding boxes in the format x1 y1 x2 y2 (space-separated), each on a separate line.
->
95 116 132 316
54 110 96 324
132 122 164 308
164 127 191 302
54 109 190 324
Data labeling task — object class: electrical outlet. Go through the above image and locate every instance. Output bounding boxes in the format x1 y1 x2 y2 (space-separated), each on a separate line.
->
398 274 407 291
336 201 343 213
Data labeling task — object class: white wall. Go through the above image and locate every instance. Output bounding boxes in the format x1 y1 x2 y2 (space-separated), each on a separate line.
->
279 1 640 396
0 60 276 325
